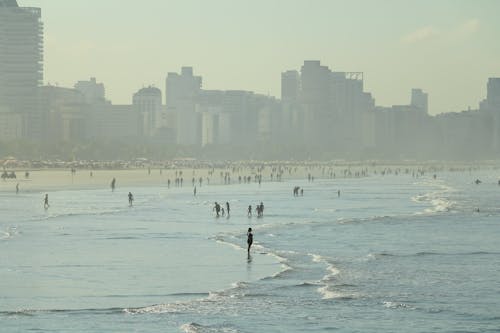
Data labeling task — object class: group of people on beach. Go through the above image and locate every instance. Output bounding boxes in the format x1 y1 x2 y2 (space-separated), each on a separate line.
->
213 201 230 217
293 186 303 196
248 202 264 217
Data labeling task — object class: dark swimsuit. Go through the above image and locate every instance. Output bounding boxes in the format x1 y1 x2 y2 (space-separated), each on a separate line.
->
247 232 253 245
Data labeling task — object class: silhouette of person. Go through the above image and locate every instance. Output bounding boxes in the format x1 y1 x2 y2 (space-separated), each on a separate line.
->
247 228 253 253
43 194 49 209
247 205 252 217
226 202 230 217
194 186 197 196
111 178 116 191
128 192 134 206
214 202 221 217
16 183 19 194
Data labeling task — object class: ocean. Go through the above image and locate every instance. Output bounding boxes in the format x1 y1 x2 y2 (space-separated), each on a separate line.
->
1 169 499 332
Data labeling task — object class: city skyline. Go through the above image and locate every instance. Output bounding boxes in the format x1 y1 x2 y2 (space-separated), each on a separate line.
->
20 0 500 115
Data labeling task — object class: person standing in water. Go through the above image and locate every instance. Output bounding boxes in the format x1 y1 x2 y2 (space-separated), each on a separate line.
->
128 192 134 206
43 194 49 209
247 205 252 217
111 178 116 192
194 186 197 196
16 183 19 194
247 228 253 253
213 202 221 217
226 202 230 217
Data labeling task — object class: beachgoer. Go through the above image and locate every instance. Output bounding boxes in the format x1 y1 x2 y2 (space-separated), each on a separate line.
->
226 202 230 217
247 228 253 253
248 205 252 217
214 202 221 217
128 192 134 206
111 178 116 191
43 194 49 209
259 202 264 217
194 186 197 196
16 183 19 194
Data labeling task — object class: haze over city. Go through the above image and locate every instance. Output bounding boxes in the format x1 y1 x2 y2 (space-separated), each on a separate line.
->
2 1 500 333
1 0 500 161
20 0 500 114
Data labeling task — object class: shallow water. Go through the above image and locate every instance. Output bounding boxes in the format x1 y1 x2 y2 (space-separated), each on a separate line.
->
1 171 500 332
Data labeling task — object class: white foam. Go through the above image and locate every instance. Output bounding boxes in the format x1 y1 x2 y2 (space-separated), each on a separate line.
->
180 323 202 333
309 253 339 277
424 197 454 213
1 231 12 240
180 323 239 333
124 302 184 314
0 226 18 240
383 301 415 310
317 286 355 300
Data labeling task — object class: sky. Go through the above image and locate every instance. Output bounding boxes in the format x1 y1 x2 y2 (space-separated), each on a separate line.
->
20 0 500 114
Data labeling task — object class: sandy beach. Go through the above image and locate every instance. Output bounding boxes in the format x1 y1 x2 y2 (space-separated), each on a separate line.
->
0 160 494 194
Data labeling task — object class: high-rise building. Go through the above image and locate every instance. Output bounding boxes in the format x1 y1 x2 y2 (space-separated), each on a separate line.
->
165 67 201 109
283 60 374 151
0 0 43 139
38 86 87 142
481 78 500 151
75 77 106 105
281 70 300 103
486 78 500 109
411 88 428 114
133 86 162 137
166 67 202 145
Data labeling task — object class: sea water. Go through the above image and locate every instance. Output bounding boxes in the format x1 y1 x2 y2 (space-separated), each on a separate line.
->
1 171 499 332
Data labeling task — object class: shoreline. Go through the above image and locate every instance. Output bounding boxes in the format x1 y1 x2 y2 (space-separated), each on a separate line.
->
2 160 498 194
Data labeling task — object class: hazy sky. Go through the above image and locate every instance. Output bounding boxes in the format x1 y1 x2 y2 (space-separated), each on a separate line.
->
21 0 500 114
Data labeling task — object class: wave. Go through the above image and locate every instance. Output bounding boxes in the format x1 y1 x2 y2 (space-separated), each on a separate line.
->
310 254 340 279
32 207 131 222
180 322 240 333
308 253 353 301
383 301 416 310
367 251 500 260
411 181 457 214
423 197 455 213
317 285 358 300
0 307 124 317
211 233 293 281
0 226 19 240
